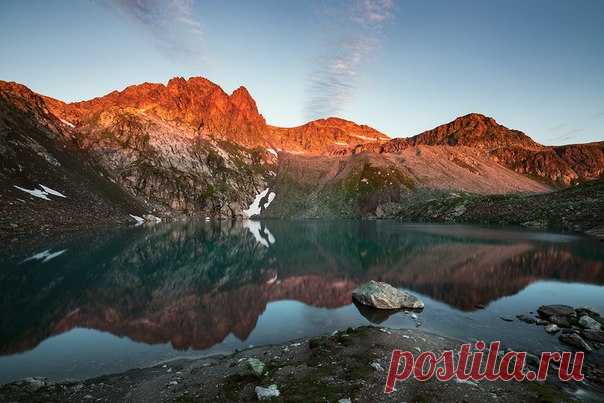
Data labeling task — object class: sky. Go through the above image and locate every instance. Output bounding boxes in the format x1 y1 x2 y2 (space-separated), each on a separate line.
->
1 0 603 145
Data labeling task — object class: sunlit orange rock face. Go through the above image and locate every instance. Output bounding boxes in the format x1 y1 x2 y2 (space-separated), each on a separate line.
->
42 76 389 153
44 77 269 148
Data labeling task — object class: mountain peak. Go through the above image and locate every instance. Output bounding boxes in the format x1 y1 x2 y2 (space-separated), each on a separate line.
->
409 113 542 150
457 112 498 125
230 86 256 110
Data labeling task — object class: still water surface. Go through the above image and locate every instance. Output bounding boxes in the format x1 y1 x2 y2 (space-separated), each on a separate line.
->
0 220 603 383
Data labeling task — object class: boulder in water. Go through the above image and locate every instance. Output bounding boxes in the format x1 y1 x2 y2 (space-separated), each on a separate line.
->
352 281 424 310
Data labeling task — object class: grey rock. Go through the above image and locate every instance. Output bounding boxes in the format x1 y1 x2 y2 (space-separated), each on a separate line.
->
559 333 593 352
535 319 549 326
255 384 280 400
352 281 424 310
579 315 602 330
500 316 514 322
545 324 560 334
538 305 574 318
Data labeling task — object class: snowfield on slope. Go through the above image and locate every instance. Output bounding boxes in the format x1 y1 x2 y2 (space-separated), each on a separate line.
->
243 188 270 217
14 184 67 200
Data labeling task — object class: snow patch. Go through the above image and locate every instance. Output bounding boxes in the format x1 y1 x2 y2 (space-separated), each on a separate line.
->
129 214 145 226
22 249 67 264
243 188 270 217
14 184 67 200
263 192 276 209
14 186 50 200
60 119 75 128
39 184 66 198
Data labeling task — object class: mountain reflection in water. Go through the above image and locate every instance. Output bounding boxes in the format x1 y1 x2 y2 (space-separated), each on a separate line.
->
0 221 603 381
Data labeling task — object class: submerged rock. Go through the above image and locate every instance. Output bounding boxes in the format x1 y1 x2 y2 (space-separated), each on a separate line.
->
516 314 536 324
559 332 593 352
352 281 424 310
255 384 280 400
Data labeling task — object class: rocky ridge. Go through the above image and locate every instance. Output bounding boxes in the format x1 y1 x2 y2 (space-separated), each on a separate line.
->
1 76 603 239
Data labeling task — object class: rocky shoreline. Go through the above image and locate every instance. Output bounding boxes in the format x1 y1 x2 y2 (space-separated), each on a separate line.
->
0 326 582 403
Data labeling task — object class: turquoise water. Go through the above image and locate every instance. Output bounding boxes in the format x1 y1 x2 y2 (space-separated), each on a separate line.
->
0 220 603 383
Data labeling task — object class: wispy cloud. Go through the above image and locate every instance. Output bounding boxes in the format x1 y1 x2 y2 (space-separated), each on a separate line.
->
104 0 205 67
547 123 584 143
305 0 395 120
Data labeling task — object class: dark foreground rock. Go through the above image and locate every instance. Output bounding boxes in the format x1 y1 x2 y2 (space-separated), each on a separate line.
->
0 327 574 403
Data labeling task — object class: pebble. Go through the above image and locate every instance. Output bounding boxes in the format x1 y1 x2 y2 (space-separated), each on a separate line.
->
255 384 280 400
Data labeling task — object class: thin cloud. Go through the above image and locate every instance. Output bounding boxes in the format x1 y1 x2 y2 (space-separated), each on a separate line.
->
305 0 395 120
104 0 206 67
547 123 584 143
